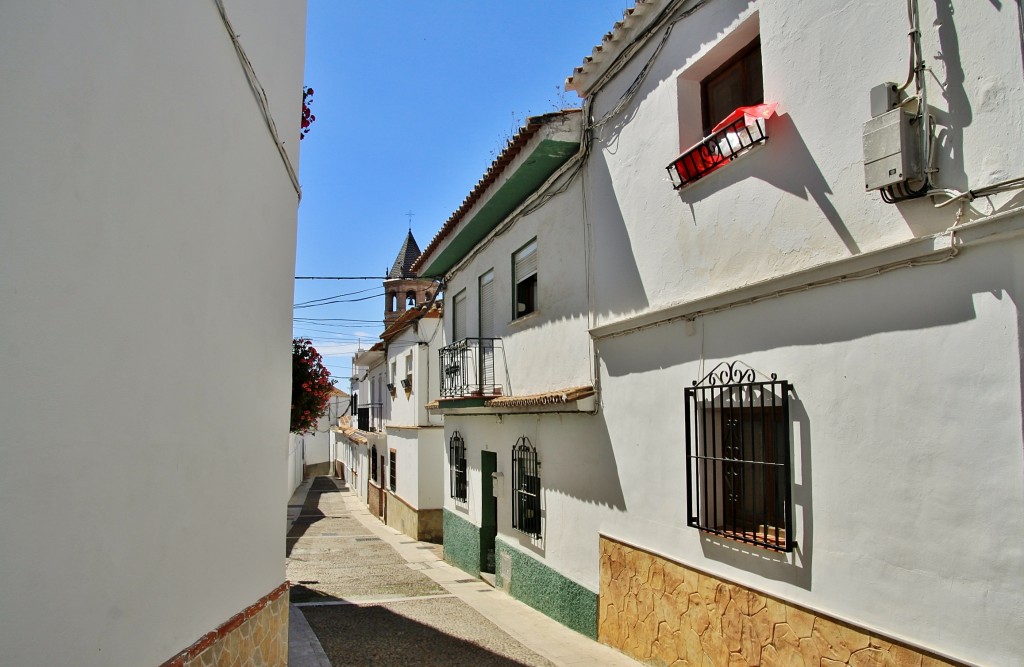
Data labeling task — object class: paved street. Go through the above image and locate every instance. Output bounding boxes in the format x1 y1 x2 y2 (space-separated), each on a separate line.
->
286 476 639 667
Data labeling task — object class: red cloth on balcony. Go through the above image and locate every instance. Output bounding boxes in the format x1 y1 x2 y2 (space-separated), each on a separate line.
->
710 101 778 134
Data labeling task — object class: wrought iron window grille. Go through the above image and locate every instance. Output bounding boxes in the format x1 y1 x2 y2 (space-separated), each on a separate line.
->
666 116 768 190
389 450 396 493
370 445 378 483
439 337 504 398
449 431 467 502
512 436 541 539
684 361 794 552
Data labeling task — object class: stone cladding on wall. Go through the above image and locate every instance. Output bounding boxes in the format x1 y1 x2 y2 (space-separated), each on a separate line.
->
496 537 599 639
387 492 443 543
159 582 289 667
598 537 963 667
443 508 482 576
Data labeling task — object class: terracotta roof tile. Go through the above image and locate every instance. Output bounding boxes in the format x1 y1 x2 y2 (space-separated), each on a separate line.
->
565 0 662 95
411 109 583 276
380 301 443 343
484 385 594 408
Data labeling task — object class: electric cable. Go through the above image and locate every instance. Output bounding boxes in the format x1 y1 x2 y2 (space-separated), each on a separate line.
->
213 0 301 202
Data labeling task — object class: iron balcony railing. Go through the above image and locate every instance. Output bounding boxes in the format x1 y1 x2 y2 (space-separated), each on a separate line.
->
666 115 768 189
356 402 385 432
439 337 505 399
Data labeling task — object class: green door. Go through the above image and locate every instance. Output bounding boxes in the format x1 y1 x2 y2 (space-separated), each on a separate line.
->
480 450 498 574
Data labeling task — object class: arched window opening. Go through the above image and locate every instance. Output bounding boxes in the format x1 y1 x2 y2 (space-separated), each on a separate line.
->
512 436 541 538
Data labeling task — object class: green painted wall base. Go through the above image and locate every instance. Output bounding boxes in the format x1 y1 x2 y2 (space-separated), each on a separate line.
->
495 537 598 639
443 509 481 577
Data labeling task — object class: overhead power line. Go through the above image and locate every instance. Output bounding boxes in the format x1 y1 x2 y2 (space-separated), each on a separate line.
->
295 276 384 280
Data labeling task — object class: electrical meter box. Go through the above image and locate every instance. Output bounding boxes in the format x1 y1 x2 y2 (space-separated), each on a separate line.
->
863 108 922 191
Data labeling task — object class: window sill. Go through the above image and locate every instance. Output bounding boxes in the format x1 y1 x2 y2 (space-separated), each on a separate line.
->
699 525 791 552
508 310 541 327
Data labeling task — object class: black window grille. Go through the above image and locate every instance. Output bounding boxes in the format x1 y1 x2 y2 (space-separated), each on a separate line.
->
450 431 467 501
512 436 541 538
684 361 794 552
370 445 378 483
389 450 396 492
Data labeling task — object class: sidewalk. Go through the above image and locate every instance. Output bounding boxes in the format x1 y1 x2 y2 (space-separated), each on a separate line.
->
287 476 640 667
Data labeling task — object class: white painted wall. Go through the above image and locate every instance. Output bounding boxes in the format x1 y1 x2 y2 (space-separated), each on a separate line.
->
339 437 370 502
583 0 1024 325
0 1 305 665
443 413 619 592
388 428 420 506
417 426 445 509
288 434 304 497
567 1 1024 663
593 238 1024 664
386 314 444 426
440 118 593 397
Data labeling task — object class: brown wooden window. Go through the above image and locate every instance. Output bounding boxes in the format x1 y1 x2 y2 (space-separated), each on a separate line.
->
701 38 762 135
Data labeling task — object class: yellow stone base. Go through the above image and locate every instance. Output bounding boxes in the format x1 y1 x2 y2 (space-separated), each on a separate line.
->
160 582 289 667
598 536 962 667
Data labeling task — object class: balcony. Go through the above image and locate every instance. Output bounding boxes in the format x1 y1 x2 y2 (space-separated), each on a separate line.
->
356 402 385 432
666 102 776 190
439 338 505 399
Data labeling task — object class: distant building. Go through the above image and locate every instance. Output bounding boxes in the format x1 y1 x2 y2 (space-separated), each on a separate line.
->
337 232 446 542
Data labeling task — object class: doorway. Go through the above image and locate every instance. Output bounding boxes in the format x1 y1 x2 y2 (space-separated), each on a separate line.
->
480 450 498 574
379 453 387 520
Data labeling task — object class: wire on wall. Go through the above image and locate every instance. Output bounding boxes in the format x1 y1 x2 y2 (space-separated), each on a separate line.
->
213 0 302 202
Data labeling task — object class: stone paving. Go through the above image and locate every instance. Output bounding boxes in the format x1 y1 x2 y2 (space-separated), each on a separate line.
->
286 476 640 667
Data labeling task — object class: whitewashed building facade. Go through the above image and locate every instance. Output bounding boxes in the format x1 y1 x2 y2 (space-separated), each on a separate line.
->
0 1 306 665
572 0 1024 664
380 298 446 541
415 109 606 636
415 1 1024 664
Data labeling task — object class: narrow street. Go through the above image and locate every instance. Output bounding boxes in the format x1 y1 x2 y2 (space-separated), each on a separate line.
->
285 476 638 667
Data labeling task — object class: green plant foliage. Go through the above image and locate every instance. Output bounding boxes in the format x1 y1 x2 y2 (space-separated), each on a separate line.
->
291 338 334 433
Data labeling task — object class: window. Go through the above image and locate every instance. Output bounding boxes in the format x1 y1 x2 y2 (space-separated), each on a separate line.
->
389 449 397 492
512 436 541 538
684 362 794 551
405 353 413 385
701 38 762 135
452 289 467 341
450 431 467 501
371 445 378 483
512 240 537 319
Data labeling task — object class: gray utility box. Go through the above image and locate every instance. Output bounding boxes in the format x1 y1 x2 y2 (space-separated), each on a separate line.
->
863 108 923 191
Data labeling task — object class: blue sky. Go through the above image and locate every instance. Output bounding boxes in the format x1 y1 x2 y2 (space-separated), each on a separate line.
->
294 1 632 379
